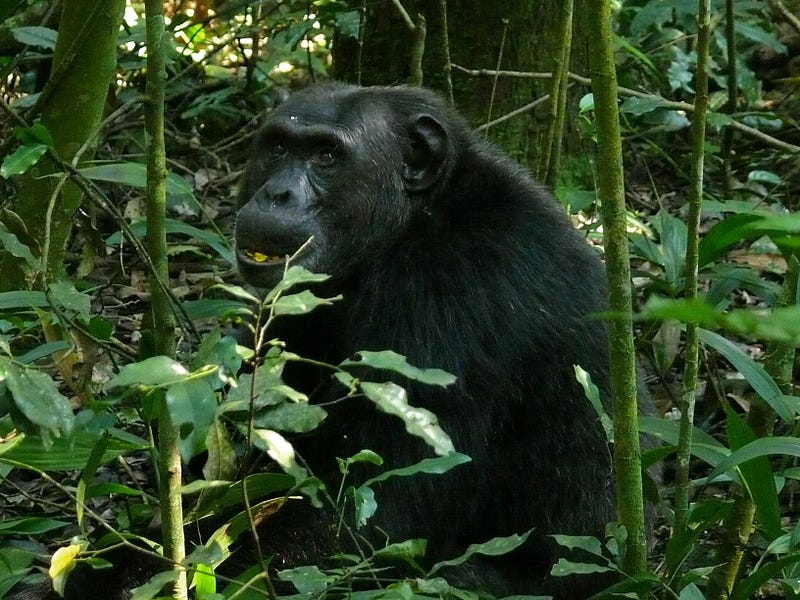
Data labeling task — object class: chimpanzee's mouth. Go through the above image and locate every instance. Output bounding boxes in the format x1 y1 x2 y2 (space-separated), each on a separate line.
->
238 248 288 266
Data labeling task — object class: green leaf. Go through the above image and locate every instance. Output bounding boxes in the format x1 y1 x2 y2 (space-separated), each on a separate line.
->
224 359 288 410
105 218 234 265
725 406 781 540
639 416 730 469
342 350 456 386
0 290 48 310
350 484 377 526
334 10 361 38
0 432 24 457
706 111 734 130
699 213 766 267
106 356 190 389
271 289 340 315
643 299 800 348
707 437 800 484
0 143 48 178
550 557 612 577
11 26 57 49
86 483 144 498
732 552 800 600
698 328 793 423
253 401 327 433
0 546 37 597
619 97 663 116
266 265 330 296
166 379 218 462
373 539 427 561
0 517 68 535
575 365 612 442
360 381 454 455
678 582 706 600
5 362 74 443
192 563 216 598
747 170 782 186
16 122 53 146
735 22 786 53
48 281 91 320
192 473 293 517
77 436 109 527
203 419 237 482
213 283 259 304
251 429 308 483
345 449 383 467
430 532 531 575
277 565 330 594
552 534 603 556
578 93 594 113
0 222 37 267
0 428 146 471
79 162 192 197
182 299 251 321
362 453 470 487
129 571 179 600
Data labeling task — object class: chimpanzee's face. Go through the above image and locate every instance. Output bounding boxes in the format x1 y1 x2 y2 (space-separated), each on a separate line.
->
234 85 448 288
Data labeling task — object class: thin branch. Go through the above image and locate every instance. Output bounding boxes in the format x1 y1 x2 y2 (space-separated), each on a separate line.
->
767 0 800 36
452 64 800 154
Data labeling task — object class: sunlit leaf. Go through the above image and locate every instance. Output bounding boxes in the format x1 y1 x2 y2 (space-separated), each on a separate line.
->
106 356 190 389
251 429 307 483
342 350 456 386
271 290 340 315
360 381 454 455
550 558 612 577
0 143 48 178
49 544 81 596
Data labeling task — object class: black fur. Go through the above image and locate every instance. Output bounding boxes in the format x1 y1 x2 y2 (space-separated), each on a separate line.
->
234 83 626 598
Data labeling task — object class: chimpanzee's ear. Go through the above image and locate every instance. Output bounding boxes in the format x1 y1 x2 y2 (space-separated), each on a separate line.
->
402 114 448 192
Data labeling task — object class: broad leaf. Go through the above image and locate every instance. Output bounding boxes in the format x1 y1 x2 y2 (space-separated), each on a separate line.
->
360 381 454 455
342 350 456 386
430 532 531 574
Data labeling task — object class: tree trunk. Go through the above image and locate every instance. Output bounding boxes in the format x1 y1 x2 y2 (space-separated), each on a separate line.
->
1 0 124 289
332 0 588 166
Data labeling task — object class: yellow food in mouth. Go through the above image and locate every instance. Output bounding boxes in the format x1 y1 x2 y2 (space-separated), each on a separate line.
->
244 249 283 263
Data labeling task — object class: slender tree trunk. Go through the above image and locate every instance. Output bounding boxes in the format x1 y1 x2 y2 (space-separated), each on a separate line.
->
144 0 186 597
586 1 648 577
675 0 712 538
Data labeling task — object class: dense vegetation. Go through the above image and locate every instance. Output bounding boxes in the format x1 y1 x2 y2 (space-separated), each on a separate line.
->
1 1 800 598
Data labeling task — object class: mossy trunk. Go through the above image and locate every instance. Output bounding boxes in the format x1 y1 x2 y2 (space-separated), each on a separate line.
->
332 0 588 168
1 0 124 289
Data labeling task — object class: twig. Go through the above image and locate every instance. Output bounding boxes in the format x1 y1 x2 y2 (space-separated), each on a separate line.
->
485 19 509 134
452 64 800 154
767 0 800 37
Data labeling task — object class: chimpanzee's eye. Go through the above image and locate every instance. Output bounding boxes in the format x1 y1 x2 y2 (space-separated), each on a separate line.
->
265 143 286 159
314 148 336 167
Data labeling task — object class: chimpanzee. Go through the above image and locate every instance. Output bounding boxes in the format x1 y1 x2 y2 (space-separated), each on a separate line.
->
233 81 643 598
13 82 648 600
